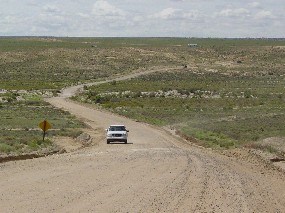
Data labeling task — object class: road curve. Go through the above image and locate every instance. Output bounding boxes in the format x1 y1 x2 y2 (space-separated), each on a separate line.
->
1 67 285 212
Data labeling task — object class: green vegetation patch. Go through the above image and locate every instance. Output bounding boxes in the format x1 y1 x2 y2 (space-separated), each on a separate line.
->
0 99 85 154
0 130 52 153
1 37 285 90
75 66 285 149
180 128 237 149
1 37 285 150
0 37 188 90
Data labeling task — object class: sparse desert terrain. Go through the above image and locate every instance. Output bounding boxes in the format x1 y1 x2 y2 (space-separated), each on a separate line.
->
1 38 285 212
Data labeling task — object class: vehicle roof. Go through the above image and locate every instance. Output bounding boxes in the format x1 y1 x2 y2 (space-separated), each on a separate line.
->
109 125 126 127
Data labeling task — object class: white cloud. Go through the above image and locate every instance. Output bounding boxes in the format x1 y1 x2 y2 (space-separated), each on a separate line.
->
183 10 201 20
152 8 181 20
36 13 68 31
78 13 90 19
248 2 262 9
217 8 250 17
0 0 284 37
92 0 126 18
43 5 61 14
27 0 39 6
151 7 202 21
0 15 21 25
133 15 144 22
254 10 275 20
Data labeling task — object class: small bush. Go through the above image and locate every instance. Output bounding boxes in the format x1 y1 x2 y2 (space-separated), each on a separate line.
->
110 80 117 85
0 143 15 153
192 130 237 149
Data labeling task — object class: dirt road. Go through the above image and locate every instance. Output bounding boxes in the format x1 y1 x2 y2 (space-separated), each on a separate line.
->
1 68 285 212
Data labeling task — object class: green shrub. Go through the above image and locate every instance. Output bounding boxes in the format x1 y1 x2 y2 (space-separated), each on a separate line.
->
184 129 237 149
0 143 15 153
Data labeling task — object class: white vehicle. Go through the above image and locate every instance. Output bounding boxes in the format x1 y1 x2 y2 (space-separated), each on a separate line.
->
106 125 129 144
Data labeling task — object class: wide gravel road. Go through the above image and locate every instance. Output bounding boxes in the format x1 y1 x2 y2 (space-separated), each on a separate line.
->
1 68 285 212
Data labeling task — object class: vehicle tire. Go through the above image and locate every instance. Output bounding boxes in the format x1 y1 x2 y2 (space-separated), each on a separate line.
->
107 140 110 144
125 140 127 144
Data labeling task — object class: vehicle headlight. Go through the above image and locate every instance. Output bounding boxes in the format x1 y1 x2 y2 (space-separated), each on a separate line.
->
107 134 112 137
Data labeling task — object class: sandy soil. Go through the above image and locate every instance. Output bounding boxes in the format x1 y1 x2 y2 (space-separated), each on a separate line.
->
1 67 285 212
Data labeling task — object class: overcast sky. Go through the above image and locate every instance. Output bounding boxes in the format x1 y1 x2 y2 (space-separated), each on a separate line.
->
0 0 284 37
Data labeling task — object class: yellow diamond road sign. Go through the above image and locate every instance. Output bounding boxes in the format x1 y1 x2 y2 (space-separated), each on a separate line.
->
39 120 52 132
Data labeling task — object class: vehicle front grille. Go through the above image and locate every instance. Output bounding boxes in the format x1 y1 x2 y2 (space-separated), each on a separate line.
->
113 134 122 137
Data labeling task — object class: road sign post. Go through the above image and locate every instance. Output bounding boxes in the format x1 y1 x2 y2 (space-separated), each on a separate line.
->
39 120 52 142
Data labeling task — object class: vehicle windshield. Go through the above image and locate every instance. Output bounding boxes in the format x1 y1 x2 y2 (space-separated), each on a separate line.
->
109 126 126 131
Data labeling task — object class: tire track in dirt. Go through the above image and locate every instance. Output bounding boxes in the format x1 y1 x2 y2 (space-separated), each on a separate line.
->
1 66 285 212
46 66 285 212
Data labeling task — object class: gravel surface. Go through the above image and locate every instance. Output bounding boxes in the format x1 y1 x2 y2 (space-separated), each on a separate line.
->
1 68 285 212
